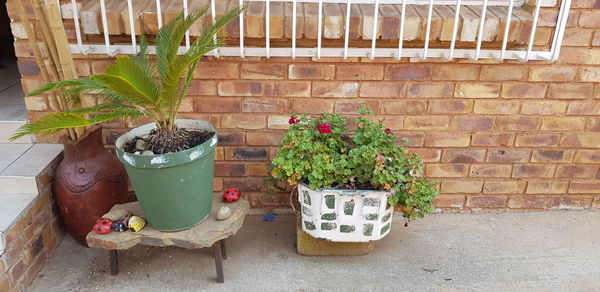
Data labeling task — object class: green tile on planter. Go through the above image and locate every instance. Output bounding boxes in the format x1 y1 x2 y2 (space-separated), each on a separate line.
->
304 220 316 230
364 213 378 221
380 223 391 235
381 212 391 223
321 222 337 230
321 212 336 220
302 206 312 216
343 200 355 215
363 223 374 236
302 190 311 205
325 195 335 209
363 197 380 207
340 225 355 233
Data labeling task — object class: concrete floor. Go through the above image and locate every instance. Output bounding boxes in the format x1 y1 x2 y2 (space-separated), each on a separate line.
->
0 58 27 122
28 211 600 292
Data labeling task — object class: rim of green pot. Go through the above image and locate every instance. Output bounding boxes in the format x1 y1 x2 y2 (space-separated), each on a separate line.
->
115 119 218 169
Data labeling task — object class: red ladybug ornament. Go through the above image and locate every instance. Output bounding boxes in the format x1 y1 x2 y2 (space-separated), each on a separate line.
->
93 218 113 234
223 187 241 203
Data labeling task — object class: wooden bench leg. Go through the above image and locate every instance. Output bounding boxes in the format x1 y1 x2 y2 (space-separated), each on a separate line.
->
213 242 224 283
110 250 119 275
220 239 227 260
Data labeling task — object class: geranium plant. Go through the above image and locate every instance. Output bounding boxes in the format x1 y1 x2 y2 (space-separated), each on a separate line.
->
270 109 439 220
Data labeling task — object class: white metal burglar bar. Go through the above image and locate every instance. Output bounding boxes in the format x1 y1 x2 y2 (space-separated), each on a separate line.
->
67 0 573 62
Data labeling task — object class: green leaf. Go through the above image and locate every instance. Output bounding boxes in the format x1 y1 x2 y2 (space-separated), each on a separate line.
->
10 112 92 140
105 56 160 103
26 79 93 97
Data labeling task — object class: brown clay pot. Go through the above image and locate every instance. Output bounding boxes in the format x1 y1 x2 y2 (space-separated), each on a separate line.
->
54 127 129 246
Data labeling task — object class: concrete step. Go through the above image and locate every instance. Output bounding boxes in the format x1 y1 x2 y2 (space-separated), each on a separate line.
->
0 144 63 193
0 143 32 174
0 143 63 256
0 121 33 144
0 192 37 254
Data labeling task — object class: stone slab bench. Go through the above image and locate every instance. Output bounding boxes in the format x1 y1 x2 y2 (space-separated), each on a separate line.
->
86 195 250 283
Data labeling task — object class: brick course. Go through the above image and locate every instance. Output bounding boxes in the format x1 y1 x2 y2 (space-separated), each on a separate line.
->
8 1 600 214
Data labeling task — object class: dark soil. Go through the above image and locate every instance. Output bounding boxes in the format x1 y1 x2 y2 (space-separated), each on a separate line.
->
123 128 214 154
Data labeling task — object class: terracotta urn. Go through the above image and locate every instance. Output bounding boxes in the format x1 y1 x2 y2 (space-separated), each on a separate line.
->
54 127 129 246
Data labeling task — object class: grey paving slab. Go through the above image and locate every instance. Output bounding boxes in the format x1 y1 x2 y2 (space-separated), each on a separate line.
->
0 176 38 194
0 122 32 144
27 211 600 292
0 57 27 121
0 143 62 193
1 143 63 177
0 143 32 173
0 102 27 122
0 84 26 105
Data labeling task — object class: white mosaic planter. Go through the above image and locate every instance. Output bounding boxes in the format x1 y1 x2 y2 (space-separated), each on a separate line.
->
298 183 394 242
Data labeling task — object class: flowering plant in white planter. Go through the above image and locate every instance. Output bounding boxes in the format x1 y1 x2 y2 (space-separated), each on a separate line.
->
270 109 438 221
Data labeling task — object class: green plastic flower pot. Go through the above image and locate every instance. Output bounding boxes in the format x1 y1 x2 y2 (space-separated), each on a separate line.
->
115 119 217 231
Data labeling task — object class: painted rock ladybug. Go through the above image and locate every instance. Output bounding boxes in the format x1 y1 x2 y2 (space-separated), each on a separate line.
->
93 218 113 234
222 187 241 203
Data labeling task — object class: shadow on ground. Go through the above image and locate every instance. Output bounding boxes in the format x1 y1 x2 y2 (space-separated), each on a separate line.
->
28 212 600 291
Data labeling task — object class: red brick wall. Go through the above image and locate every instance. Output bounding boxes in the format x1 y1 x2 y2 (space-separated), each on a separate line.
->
8 0 600 211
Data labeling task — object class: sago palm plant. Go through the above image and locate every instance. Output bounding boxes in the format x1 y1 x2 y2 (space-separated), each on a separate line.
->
11 6 243 153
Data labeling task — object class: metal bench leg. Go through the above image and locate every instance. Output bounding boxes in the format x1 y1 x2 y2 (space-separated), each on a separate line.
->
220 239 227 260
110 250 119 275
213 242 224 283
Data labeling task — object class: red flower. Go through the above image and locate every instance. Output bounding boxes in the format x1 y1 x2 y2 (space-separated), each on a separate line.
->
317 123 332 134
288 116 299 125
376 153 385 163
385 128 392 134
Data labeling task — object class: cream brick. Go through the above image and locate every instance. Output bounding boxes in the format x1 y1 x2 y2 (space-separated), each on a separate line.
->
455 83 500 98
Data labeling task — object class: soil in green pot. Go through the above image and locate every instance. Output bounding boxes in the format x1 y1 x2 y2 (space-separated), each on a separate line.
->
123 128 214 154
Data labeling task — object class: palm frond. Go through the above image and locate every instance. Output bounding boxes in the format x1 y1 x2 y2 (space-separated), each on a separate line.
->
88 109 145 124
10 112 93 140
130 35 158 86
155 6 210 81
132 35 150 63
27 79 94 97
90 75 156 106
9 104 146 141
68 103 143 115
160 6 243 119
184 6 243 66
104 56 160 103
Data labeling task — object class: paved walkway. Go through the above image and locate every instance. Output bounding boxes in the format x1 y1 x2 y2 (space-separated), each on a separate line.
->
28 211 600 291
